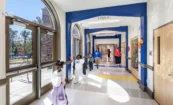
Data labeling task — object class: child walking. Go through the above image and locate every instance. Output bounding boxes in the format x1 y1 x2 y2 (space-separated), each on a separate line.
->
88 53 93 71
49 60 68 105
73 54 84 84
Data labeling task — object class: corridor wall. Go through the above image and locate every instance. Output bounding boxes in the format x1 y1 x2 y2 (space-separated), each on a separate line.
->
147 0 173 92
121 32 126 43
128 23 141 79
0 0 7 105
51 1 66 81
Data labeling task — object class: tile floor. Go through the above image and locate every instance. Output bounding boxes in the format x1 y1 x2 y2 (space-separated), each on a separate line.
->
30 67 158 105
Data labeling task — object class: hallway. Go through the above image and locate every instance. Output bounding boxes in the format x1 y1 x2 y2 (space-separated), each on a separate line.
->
30 67 158 105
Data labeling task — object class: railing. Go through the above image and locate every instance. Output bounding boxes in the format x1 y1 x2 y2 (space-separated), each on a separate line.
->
0 56 89 87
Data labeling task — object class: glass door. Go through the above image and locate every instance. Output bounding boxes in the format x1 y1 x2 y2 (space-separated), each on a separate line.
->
6 16 57 105
40 28 56 95
6 16 37 105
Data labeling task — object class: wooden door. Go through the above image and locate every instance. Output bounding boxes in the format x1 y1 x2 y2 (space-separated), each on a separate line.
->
154 22 173 105
121 42 126 66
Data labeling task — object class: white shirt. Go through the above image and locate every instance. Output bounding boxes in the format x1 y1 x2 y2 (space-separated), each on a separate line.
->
51 70 65 87
73 59 84 70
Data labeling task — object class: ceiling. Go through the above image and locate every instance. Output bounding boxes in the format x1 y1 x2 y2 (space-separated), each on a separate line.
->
90 30 124 36
51 0 147 12
76 16 140 29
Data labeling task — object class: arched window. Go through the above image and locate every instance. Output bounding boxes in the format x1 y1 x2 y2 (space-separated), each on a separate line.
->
72 25 80 39
6 0 55 29
5 0 59 104
72 25 81 57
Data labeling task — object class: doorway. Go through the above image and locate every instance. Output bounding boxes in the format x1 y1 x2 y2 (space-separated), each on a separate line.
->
98 44 114 63
154 22 173 105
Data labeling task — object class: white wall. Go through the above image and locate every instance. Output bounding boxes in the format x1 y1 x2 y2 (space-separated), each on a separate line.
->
0 0 7 105
95 38 119 47
128 25 140 70
121 32 126 43
147 0 173 92
52 2 66 79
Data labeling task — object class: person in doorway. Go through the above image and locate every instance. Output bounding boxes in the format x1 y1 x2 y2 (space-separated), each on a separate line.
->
114 47 121 67
88 53 93 71
49 60 68 105
107 49 111 62
73 54 84 84
94 48 102 69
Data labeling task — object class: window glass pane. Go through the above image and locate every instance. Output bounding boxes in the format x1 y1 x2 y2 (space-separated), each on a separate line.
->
157 36 160 64
72 25 80 39
6 0 55 29
41 31 53 62
41 66 53 87
9 25 33 68
10 72 33 104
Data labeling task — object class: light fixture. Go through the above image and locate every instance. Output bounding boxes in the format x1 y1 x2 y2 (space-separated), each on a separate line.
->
12 19 27 28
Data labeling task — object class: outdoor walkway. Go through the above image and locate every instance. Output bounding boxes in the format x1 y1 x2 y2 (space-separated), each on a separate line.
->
30 67 158 105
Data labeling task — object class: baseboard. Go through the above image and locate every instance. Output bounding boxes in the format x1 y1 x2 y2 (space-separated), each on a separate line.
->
137 79 140 85
126 68 131 73
65 78 72 83
146 87 154 99
139 81 147 92
128 69 131 73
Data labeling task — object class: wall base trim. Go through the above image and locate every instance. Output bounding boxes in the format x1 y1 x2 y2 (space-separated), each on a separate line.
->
65 78 72 83
139 81 147 92
146 87 154 99
137 79 140 85
128 69 131 73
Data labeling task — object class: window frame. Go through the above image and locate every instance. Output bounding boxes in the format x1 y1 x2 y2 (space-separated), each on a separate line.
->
6 16 57 72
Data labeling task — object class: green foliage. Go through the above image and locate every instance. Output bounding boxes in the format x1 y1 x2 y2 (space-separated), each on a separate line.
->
10 28 32 57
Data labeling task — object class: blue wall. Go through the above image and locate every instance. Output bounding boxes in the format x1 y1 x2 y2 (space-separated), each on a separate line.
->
66 3 147 87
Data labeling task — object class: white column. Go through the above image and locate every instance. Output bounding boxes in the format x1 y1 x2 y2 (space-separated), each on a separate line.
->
0 0 7 105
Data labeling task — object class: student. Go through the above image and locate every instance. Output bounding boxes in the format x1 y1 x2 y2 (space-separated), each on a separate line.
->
107 49 111 62
114 47 121 67
73 54 84 83
49 60 68 105
88 53 93 71
94 48 102 69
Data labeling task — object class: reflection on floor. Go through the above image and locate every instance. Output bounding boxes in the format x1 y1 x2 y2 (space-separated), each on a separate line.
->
95 62 125 68
30 67 158 105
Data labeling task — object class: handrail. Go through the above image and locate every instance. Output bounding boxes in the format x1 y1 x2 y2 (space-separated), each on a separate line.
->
64 56 89 64
5 56 89 77
6 66 36 77
41 62 56 68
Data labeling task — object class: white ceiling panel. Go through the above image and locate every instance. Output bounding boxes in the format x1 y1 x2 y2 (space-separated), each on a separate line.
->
51 0 147 12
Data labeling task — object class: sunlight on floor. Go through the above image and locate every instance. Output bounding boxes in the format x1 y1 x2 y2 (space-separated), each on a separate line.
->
88 74 103 83
43 97 51 105
88 82 102 88
107 80 130 103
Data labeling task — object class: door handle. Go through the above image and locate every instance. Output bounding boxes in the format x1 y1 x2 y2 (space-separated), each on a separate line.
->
168 74 173 76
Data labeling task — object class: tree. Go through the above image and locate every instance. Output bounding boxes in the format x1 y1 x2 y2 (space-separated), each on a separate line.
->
20 30 31 55
9 28 18 57
33 16 43 24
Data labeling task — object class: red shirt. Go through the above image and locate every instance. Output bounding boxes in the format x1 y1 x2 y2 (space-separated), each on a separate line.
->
114 49 121 56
